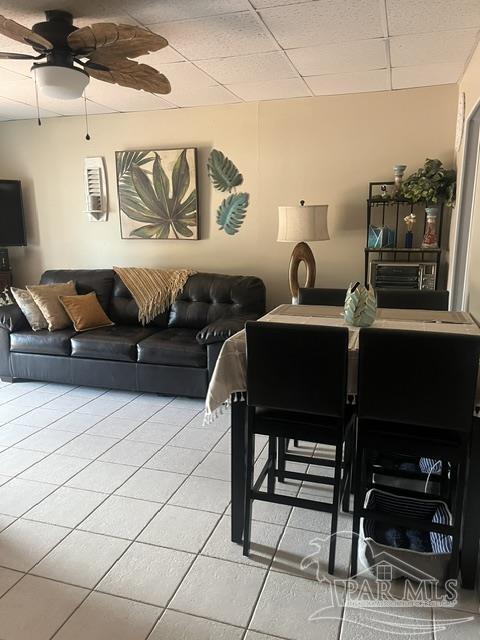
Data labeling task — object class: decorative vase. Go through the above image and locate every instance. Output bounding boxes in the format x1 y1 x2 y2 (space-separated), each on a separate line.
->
393 164 407 193
422 206 439 248
344 283 377 327
405 230 413 248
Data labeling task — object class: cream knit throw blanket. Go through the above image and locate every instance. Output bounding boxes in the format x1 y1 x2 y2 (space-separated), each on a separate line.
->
113 267 195 325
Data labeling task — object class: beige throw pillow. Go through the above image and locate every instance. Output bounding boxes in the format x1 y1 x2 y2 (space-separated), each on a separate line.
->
11 287 48 331
27 281 77 331
59 292 113 332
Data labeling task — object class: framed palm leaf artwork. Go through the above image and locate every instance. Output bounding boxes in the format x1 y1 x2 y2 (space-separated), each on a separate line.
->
116 147 198 240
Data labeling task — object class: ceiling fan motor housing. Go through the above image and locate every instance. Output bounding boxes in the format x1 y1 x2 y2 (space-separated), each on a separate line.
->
32 10 77 54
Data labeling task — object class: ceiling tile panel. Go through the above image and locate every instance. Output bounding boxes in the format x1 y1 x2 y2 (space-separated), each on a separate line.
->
137 47 185 66
127 0 250 25
0 2 140 27
84 79 174 111
386 0 480 36
196 51 296 84
163 84 240 107
259 0 384 49
157 62 218 92
227 77 310 101
306 69 389 95
0 96 59 119
287 39 387 76
392 62 464 89
0 60 35 77
149 12 276 60
390 29 479 68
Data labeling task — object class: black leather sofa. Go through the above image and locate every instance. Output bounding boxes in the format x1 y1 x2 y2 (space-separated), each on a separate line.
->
0 269 266 398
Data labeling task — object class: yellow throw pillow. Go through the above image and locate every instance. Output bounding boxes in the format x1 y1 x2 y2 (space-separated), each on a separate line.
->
27 281 77 331
59 292 113 332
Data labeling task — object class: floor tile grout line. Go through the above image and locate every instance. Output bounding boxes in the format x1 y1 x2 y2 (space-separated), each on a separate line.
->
0 391 182 501
239 454 305 640
0 390 183 590
0 386 106 448
1 392 349 635
143 496 233 639
46 417 214 640
0 391 212 636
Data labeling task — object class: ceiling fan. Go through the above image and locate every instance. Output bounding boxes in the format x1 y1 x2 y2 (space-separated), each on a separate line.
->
0 9 171 100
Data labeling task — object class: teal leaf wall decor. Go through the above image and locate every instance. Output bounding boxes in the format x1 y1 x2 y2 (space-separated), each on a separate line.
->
207 148 250 235
217 192 249 235
207 149 243 192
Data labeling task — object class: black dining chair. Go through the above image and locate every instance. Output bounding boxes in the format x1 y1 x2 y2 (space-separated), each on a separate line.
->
244 321 354 574
350 328 480 579
298 287 347 306
376 289 449 310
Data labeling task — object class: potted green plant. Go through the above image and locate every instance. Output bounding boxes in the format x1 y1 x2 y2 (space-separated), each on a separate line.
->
401 159 456 249
401 158 456 207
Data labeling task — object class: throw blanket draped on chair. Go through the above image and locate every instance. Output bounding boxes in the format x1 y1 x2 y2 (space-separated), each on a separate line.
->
113 266 195 325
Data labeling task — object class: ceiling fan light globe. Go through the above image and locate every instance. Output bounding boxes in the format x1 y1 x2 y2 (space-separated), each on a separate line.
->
32 64 89 99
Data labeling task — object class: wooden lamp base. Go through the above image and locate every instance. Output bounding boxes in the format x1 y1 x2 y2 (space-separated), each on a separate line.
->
288 241 316 303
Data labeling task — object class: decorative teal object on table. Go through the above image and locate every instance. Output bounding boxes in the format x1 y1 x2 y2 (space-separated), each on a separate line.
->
344 282 377 327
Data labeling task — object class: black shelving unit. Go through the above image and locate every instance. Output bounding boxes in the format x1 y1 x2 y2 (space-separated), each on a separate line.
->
364 181 445 288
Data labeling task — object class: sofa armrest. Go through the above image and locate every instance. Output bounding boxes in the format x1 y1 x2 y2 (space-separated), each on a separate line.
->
196 314 258 345
0 304 28 332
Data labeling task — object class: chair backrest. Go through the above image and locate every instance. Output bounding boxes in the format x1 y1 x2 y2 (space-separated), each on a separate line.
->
376 289 449 311
246 321 349 417
298 287 346 306
358 328 480 433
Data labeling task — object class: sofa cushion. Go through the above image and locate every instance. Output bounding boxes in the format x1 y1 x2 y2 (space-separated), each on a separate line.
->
137 328 206 368
169 273 266 330
71 326 157 362
108 274 169 328
40 270 114 312
11 329 78 356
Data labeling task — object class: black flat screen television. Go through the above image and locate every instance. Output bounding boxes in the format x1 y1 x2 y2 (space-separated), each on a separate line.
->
0 180 26 246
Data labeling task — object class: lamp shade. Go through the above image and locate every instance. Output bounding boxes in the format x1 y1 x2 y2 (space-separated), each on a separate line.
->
32 65 90 100
277 204 329 242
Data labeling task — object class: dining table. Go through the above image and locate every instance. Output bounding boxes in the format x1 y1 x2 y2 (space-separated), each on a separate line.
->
204 303 480 589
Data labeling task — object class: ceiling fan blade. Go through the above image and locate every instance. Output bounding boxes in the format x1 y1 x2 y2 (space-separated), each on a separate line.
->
68 23 167 59
79 59 110 72
0 15 52 50
86 57 171 94
0 51 44 60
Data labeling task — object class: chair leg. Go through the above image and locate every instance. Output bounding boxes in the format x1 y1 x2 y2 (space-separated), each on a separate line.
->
446 461 466 580
440 460 449 499
341 426 355 513
328 438 344 575
243 427 256 557
350 444 365 578
267 436 277 493
278 437 286 483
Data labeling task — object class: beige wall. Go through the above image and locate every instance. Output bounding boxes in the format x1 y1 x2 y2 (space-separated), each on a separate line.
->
457 42 480 318
0 84 457 308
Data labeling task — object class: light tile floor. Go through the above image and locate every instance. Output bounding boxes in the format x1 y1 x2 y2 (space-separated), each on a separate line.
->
0 380 477 640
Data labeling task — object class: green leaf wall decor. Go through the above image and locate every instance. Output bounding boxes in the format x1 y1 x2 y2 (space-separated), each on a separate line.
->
207 148 250 236
115 148 199 240
207 149 243 192
217 192 249 235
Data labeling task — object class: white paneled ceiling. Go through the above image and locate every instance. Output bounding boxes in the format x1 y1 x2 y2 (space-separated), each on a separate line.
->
0 0 478 120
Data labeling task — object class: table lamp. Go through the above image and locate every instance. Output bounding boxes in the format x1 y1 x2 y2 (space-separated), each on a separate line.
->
277 200 329 303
